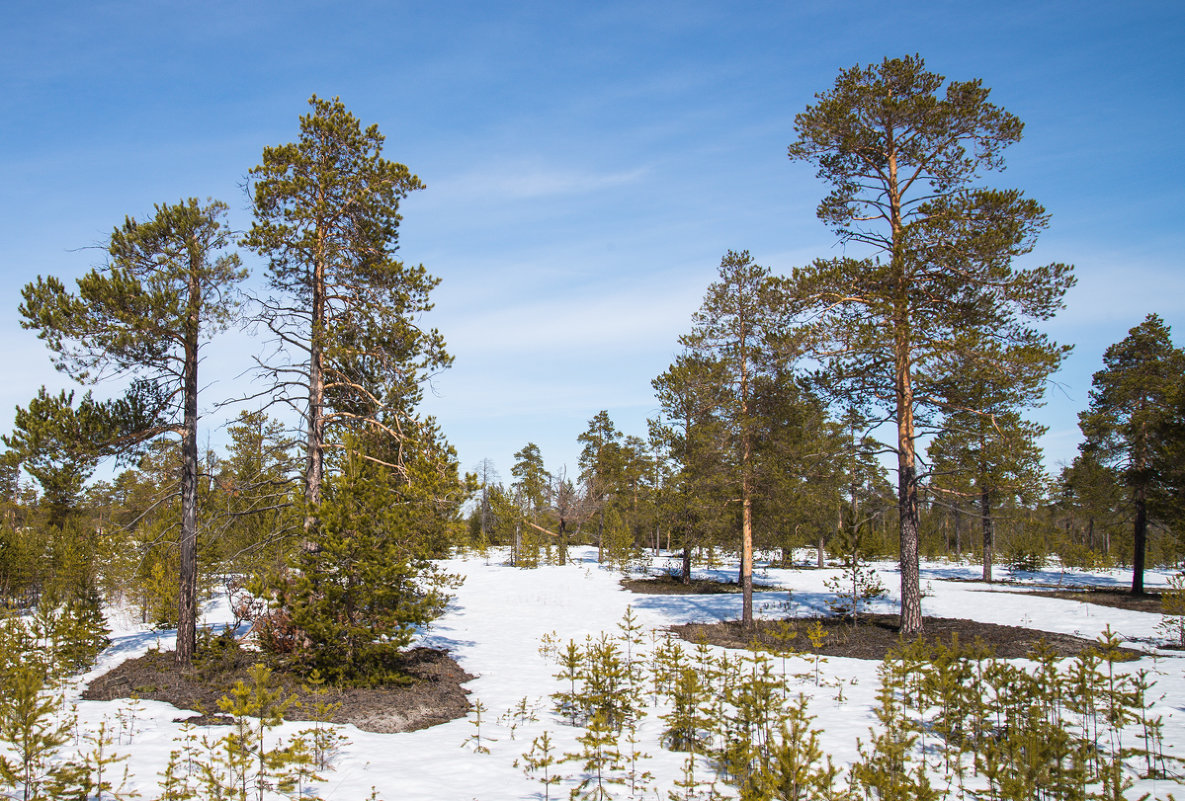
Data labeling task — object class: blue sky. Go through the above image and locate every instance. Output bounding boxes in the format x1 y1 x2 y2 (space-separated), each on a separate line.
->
2 1 1182 486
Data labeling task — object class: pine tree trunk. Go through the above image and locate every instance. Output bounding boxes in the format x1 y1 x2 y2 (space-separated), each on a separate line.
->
1132 423 1150 594
894 302 924 636
980 489 994 584
304 240 327 537
889 149 924 637
740 434 754 628
898 459 924 635
739 347 754 628
176 260 200 667
1132 485 1147 594
596 504 604 563
681 545 692 585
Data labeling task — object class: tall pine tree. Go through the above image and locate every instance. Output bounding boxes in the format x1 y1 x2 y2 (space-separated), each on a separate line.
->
681 250 786 628
787 56 1073 633
243 95 450 523
652 354 731 581
19 198 243 665
1079 314 1184 594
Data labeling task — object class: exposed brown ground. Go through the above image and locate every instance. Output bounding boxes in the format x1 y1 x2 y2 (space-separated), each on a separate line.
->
83 646 473 733
998 587 1165 614
621 574 780 595
669 614 1145 661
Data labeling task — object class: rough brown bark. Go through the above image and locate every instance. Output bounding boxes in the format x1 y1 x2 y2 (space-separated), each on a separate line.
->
893 306 924 635
176 247 201 667
981 489 995 584
305 244 326 528
889 145 924 637
1132 486 1147 595
897 460 924 635
734 412 753 625
741 489 754 627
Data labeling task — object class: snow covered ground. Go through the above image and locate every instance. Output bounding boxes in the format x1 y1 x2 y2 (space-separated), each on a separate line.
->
63 547 1185 799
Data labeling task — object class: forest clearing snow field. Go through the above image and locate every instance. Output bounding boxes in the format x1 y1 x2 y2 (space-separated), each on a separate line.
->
67 547 1184 799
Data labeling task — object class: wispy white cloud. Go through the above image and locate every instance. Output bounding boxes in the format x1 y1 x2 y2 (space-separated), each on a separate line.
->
1047 265 1185 332
444 276 701 357
429 162 650 203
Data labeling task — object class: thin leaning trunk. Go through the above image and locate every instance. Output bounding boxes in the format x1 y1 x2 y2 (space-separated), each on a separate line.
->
597 506 604 563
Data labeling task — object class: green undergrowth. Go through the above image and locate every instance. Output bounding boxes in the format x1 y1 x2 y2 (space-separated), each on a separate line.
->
513 608 1183 801
0 607 358 801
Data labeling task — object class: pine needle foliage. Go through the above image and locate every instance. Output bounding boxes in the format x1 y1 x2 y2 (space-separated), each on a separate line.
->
254 446 456 684
530 607 1180 800
1159 571 1185 646
243 95 450 519
787 55 1075 634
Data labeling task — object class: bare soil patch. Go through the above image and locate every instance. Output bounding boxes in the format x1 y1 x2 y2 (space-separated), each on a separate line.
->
621 574 780 595
83 646 473 733
669 614 1145 661
998 587 1165 614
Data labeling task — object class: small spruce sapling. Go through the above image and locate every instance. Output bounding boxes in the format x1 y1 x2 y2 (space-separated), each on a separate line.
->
1157 570 1185 646
201 663 313 801
461 699 494 754
0 661 84 799
850 652 939 801
116 697 144 746
156 722 202 801
660 665 712 753
565 709 625 801
622 723 654 798
296 669 347 772
499 696 539 740
79 719 138 801
668 752 714 801
518 730 563 801
553 639 585 726
743 693 840 801
822 519 886 624
804 620 829 687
